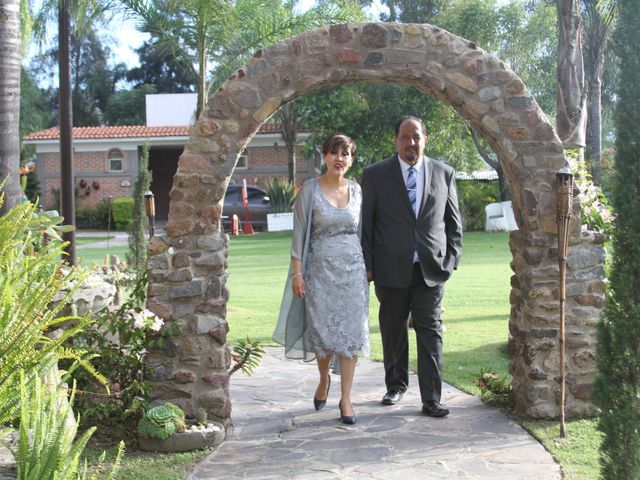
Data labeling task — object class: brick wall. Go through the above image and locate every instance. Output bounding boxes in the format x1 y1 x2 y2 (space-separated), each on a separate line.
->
40 144 312 210
41 150 135 209
230 145 313 188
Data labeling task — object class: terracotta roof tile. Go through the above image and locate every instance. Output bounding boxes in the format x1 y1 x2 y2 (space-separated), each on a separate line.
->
23 123 288 141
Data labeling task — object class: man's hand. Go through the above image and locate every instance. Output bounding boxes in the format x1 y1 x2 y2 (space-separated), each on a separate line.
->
367 270 373 283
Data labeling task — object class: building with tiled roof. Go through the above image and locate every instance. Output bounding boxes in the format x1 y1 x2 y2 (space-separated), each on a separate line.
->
23 94 315 219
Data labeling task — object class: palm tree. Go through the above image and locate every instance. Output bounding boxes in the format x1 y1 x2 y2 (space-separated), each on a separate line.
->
34 0 113 263
212 0 365 183
0 0 25 216
121 0 365 118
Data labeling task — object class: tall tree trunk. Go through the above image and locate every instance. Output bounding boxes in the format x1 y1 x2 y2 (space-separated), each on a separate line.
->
556 0 587 149
278 102 297 184
196 38 206 119
59 0 76 264
469 127 509 201
586 75 603 184
0 0 23 216
584 0 610 186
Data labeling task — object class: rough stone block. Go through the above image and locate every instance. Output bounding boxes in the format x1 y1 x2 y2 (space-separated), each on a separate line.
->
174 370 197 384
362 23 389 48
192 314 224 335
169 281 203 299
329 24 352 43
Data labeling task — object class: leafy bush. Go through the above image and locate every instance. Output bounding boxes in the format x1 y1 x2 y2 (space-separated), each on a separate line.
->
11 373 95 480
137 403 186 440
66 275 171 438
265 178 295 213
0 194 102 425
456 180 500 231
475 367 513 409
76 200 112 229
111 197 134 230
127 142 151 280
567 150 614 236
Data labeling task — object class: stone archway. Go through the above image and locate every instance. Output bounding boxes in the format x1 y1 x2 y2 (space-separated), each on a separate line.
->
145 22 605 427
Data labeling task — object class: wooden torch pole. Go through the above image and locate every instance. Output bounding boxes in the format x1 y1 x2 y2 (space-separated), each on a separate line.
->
556 168 573 438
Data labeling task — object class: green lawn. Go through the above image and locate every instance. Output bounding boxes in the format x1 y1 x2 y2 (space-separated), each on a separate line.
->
226 230 513 393
76 241 128 265
76 230 600 479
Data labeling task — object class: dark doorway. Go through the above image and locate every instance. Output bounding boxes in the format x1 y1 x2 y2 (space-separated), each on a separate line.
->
148 146 181 220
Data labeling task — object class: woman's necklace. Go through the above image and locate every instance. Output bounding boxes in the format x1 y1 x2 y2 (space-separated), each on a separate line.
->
323 177 346 194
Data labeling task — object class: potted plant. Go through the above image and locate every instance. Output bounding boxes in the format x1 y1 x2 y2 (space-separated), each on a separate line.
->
137 402 224 453
266 178 295 232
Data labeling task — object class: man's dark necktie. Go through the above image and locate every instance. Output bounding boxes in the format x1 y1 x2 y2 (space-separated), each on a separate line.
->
407 166 417 216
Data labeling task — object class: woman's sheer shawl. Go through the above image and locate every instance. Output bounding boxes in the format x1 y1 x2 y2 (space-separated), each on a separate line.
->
272 178 316 361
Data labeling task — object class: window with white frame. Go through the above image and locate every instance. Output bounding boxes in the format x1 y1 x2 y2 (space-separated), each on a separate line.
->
236 153 248 169
107 149 124 172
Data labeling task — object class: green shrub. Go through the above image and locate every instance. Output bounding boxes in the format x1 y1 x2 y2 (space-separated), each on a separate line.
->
12 373 96 480
76 200 112 229
137 403 186 440
66 275 171 438
456 180 500 231
593 2 640 477
127 142 151 280
0 193 103 425
111 197 134 230
265 178 295 213
475 367 513 410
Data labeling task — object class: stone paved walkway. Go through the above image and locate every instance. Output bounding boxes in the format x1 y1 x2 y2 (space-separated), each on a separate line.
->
189 347 561 479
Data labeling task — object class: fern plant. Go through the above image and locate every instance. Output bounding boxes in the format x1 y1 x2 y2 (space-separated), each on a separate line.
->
11 372 96 480
0 193 104 425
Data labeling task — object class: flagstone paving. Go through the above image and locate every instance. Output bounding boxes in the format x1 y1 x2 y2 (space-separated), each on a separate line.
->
189 347 561 479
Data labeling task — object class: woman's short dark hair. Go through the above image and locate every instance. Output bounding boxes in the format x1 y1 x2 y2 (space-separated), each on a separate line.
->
322 134 357 156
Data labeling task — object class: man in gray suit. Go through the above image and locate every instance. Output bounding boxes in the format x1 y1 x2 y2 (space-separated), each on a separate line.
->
361 115 463 417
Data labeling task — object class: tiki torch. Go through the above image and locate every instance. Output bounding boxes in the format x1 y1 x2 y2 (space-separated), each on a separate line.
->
556 167 573 438
144 191 156 239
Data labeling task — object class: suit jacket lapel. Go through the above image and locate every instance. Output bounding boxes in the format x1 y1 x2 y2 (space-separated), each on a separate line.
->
418 157 433 218
390 155 414 215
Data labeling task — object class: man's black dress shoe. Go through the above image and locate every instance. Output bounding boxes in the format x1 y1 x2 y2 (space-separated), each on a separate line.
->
314 375 331 411
382 390 403 405
422 401 449 417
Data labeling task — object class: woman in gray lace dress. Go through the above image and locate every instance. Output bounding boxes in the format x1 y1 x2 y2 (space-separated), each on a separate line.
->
274 134 369 425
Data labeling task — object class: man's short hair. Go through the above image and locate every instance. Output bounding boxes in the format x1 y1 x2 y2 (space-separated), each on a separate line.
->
395 115 427 136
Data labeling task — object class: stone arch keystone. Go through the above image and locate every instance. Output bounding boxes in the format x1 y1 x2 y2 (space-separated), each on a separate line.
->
145 23 605 428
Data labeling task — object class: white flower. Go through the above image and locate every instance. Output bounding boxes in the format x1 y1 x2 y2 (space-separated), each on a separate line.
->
149 314 164 332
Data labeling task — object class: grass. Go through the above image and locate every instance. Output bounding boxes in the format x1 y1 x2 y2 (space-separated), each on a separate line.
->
83 444 210 479
226 230 513 393
523 419 601 479
74 230 601 479
76 241 128 265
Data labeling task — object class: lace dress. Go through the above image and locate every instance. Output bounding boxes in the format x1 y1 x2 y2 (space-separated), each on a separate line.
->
304 180 370 359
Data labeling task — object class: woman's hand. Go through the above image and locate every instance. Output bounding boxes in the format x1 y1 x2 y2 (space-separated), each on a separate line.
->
292 274 305 298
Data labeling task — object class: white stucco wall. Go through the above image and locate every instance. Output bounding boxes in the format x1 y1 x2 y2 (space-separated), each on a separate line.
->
146 93 197 126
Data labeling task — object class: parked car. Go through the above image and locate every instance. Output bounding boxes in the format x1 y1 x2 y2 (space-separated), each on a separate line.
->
222 184 272 230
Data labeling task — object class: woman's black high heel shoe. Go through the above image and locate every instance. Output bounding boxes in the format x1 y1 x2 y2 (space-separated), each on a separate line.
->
339 400 356 425
314 375 331 411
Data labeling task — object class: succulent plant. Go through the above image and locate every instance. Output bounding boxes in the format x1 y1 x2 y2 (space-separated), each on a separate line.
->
137 402 186 440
